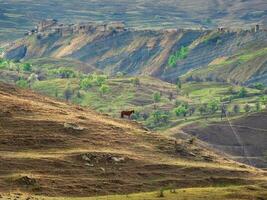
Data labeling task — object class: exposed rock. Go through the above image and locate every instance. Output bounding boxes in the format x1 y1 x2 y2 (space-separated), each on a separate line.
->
110 156 125 162
85 163 94 167
64 122 85 131
17 176 36 186
82 154 91 161
100 167 106 172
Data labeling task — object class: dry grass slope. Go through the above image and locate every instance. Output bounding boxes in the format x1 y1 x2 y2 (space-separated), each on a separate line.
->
0 82 266 198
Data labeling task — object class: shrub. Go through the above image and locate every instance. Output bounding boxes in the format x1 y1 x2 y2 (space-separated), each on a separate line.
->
175 100 182 107
199 104 208 115
16 79 28 88
153 92 161 103
131 77 140 86
168 46 189 67
233 104 240 114
0 58 8 69
238 87 248 98
207 99 220 114
256 102 261 112
80 77 94 90
158 188 165 198
151 110 169 125
131 111 141 120
27 73 39 85
253 83 265 91
99 84 110 95
20 63 32 72
63 86 73 101
142 112 149 120
80 74 107 90
176 77 182 90
52 67 76 79
244 104 251 113
174 105 188 117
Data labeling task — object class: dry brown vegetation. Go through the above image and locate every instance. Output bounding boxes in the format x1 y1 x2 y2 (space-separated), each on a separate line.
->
0 82 266 198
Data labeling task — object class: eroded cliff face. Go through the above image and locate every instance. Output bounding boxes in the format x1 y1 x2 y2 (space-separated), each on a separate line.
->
3 24 267 84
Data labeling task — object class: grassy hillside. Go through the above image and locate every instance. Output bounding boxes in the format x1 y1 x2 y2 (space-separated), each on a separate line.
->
182 47 267 85
2 185 267 200
1 58 266 131
1 82 266 199
1 57 267 170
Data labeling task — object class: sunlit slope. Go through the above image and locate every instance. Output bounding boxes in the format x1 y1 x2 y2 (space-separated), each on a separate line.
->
0 82 266 197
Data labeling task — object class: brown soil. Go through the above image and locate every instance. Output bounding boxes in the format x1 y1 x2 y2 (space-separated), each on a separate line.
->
183 113 267 169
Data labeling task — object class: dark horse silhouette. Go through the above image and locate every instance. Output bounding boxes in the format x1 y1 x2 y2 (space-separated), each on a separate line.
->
121 110 135 119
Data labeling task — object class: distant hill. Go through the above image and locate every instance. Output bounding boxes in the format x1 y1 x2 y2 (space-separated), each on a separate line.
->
0 0 266 41
2 21 267 85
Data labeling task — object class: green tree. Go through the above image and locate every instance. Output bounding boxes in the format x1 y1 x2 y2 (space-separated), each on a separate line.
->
151 110 169 124
207 99 219 114
57 67 76 78
176 46 189 60
80 77 93 90
99 84 110 95
20 63 32 72
95 75 107 86
174 105 188 117
168 46 189 67
238 87 248 98
0 58 8 69
153 92 161 103
168 55 176 67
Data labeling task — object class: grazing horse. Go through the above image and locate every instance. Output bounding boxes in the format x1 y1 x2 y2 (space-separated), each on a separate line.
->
121 110 135 119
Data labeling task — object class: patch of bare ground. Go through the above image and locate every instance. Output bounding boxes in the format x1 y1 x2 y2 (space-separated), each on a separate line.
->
183 112 267 168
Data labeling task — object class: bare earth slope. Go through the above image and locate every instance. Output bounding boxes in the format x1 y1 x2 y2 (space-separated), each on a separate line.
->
0 82 266 198
183 112 267 169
